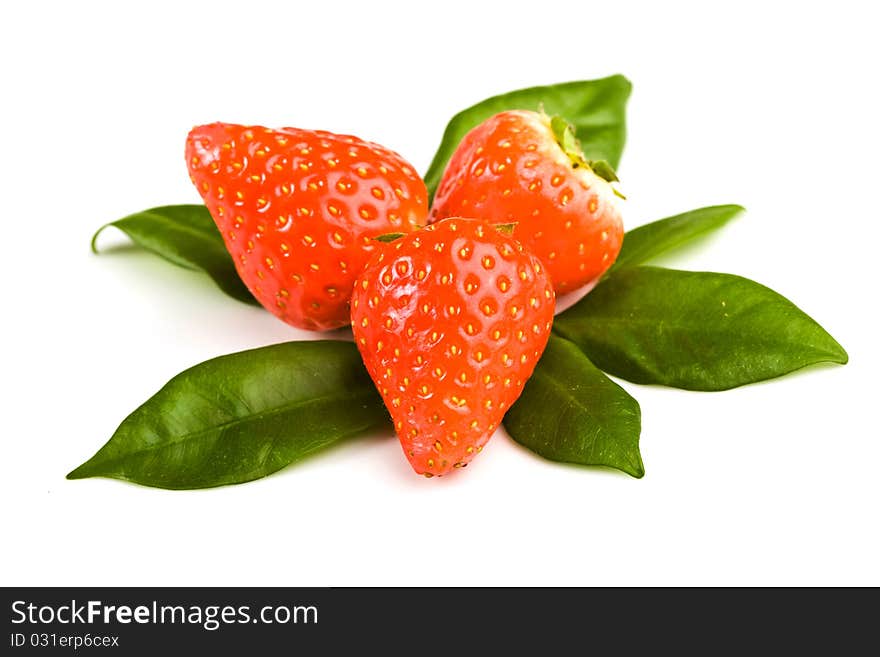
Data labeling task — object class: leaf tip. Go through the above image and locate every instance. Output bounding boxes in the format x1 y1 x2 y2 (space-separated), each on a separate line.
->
724 203 746 219
66 454 105 481
623 443 645 478
815 324 848 365
607 73 633 95
830 341 849 365
628 459 646 479
708 203 746 222
90 224 110 254
66 463 91 480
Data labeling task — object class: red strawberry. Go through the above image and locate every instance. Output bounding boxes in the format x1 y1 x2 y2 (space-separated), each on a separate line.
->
186 123 427 330
351 218 555 476
430 110 624 292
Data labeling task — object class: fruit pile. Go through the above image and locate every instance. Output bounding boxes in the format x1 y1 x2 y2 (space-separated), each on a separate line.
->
69 76 846 489
185 109 621 476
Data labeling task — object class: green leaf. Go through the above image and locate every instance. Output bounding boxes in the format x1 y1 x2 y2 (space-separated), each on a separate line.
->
610 204 744 274
67 341 389 489
424 75 632 199
504 335 644 478
92 204 258 306
554 267 848 391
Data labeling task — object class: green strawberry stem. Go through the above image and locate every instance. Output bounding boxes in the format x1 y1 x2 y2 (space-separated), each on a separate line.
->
548 113 621 188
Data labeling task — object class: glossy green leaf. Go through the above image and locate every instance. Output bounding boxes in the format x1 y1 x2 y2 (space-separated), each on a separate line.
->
555 267 848 391
67 341 389 489
424 75 632 199
92 204 258 305
504 335 644 478
610 204 744 274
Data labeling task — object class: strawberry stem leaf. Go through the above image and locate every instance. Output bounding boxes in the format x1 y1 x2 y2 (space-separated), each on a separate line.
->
587 159 620 183
373 233 406 243
493 222 518 236
550 114 622 186
423 75 632 200
550 115 589 170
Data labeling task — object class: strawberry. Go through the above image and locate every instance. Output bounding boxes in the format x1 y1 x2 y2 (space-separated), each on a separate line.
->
186 123 427 330
430 110 624 292
351 218 555 476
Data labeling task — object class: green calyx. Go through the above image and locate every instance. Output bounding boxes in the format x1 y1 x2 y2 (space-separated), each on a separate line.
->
493 222 518 236
372 232 407 243
549 114 621 189
375 223 517 242
550 115 588 168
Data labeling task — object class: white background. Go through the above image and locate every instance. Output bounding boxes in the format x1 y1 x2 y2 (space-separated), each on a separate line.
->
2 0 877 586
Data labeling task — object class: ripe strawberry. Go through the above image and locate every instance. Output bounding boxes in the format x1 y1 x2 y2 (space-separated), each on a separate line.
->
430 110 624 292
186 123 427 330
351 218 555 476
